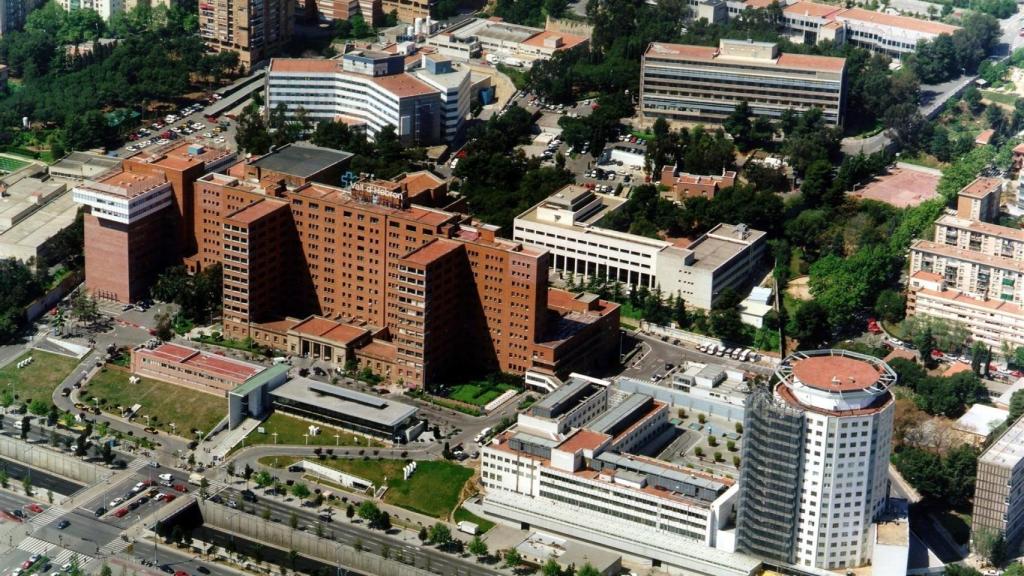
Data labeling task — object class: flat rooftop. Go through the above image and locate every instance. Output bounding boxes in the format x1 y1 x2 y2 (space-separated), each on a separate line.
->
644 41 846 73
981 413 1024 467
133 140 234 172
958 176 1001 199
452 18 541 43
87 169 168 199
136 342 265 385
250 143 354 180
683 223 766 271
790 354 885 392
49 152 120 181
0 177 66 230
226 198 288 225
0 184 78 261
270 377 417 427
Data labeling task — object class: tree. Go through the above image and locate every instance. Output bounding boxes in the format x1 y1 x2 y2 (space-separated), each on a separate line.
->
577 563 601 576
787 300 831 348
290 482 310 499
288 549 299 570
28 399 49 417
99 565 112 576
418 526 428 542
0 469 9 489
289 511 298 530
874 289 905 324
428 522 453 547
22 475 32 496
235 100 272 154
1009 389 1024 423
468 535 488 557
70 289 99 328
20 416 29 439
226 462 235 477
799 159 835 208
153 312 173 341
543 558 561 576
357 500 380 522
915 326 937 368
243 463 253 481
503 549 522 568
723 101 753 151
345 503 355 519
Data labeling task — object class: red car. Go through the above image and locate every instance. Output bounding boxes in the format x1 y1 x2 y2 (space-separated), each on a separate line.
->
162 494 176 503
175 571 189 576
20 560 31 569
173 484 188 493
26 504 42 514
113 507 129 518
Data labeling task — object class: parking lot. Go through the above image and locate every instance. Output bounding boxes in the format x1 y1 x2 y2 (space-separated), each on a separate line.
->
113 97 237 158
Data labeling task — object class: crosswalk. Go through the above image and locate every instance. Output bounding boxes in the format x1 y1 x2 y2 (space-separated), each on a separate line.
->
97 537 131 557
30 505 66 527
126 459 149 473
17 536 55 556
51 549 93 567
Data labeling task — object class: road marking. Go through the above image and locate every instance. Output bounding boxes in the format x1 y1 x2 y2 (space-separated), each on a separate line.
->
51 549 93 567
17 536 55 555
30 505 66 528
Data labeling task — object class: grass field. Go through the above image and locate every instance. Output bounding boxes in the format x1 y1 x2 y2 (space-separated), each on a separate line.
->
0 350 80 406
449 382 517 406
982 89 1019 107
453 507 494 533
242 412 385 448
82 367 226 436
264 457 473 518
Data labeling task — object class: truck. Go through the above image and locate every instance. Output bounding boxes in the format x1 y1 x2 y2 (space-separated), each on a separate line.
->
457 521 479 535
503 57 525 68
188 473 205 486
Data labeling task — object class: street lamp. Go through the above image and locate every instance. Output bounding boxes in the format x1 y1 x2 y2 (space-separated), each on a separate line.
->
272 432 278 445
303 434 309 446
334 434 339 447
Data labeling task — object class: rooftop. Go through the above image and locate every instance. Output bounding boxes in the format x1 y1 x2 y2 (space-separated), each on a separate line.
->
782 1 843 18
520 30 588 51
789 353 886 392
268 58 440 98
87 169 168 199
557 429 611 453
289 315 369 345
401 238 463 266
644 41 846 73
136 343 265 385
49 152 120 181
133 140 234 172
958 176 1002 199
250 143 354 179
980 410 1024 467
225 198 288 225
836 6 960 35
954 403 1008 437
292 183 458 227
270 378 417 427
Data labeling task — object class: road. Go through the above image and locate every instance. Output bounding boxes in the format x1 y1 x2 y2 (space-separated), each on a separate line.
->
210 487 500 576
617 331 775 383
0 457 82 497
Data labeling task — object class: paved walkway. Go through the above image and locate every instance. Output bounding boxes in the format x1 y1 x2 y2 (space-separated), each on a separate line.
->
199 418 261 466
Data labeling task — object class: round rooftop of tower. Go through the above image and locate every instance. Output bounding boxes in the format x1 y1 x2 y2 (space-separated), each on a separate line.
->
776 349 896 414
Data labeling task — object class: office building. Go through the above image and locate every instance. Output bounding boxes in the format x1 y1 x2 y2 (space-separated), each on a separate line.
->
972 414 1024 554
480 389 763 576
266 52 471 144
130 341 287 397
74 141 235 302
906 178 1024 348
426 17 588 63
513 185 767 309
780 1 958 56
736 349 896 570
0 165 80 267
199 0 294 69
269 377 423 441
640 39 846 126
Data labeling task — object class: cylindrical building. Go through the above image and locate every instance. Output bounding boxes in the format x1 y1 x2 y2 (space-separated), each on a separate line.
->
736 349 896 571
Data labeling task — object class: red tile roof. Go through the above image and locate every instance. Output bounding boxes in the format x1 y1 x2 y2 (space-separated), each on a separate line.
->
557 430 611 453
401 238 463 266
783 1 843 19
959 176 1001 199
836 7 959 35
137 343 264 384
644 42 845 73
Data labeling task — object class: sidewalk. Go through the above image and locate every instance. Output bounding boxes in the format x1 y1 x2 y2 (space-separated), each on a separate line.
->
198 418 261 466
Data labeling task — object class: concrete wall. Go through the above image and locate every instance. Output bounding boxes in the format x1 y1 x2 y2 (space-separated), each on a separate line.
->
198 500 435 576
544 15 593 38
616 377 746 422
24 272 83 323
0 434 110 485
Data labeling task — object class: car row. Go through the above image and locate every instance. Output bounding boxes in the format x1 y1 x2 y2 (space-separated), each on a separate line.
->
697 343 758 362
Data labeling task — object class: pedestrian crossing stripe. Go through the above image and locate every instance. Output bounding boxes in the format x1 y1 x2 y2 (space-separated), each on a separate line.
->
17 536 54 555
51 549 92 567
30 506 66 527
97 538 130 556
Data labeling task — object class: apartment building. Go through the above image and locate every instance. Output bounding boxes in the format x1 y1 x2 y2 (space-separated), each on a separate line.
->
736 349 897 570
905 178 1024 348
640 39 846 126
266 52 470 144
380 0 431 24
199 0 293 69
972 414 1024 555
58 0 123 20
513 185 767 309
481 389 762 576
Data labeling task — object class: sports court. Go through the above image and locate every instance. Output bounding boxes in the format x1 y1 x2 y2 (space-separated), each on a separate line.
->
851 165 940 208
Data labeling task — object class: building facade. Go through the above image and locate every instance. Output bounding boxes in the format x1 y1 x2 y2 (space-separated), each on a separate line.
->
266 52 470 144
972 415 1024 555
130 341 270 397
906 178 1024 348
513 186 768 309
736 349 896 570
199 0 293 69
640 39 846 126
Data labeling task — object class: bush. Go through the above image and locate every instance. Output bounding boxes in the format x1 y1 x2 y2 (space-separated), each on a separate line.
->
714 451 723 462
694 446 704 458
707 435 718 447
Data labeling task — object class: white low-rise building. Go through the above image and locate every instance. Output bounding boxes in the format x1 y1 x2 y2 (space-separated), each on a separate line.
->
426 17 588 63
513 185 768 309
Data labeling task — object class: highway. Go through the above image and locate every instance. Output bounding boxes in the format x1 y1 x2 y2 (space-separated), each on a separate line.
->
0 457 82 496
210 487 499 576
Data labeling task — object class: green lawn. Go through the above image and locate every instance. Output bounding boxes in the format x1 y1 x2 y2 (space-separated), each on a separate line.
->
0 350 81 406
82 367 226 436
981 89 1018 106
264 457 473 518
449 382 516 406
242 412 385 448
453 507 495 533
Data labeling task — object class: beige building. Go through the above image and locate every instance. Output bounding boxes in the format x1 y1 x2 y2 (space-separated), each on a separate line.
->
906 178 1024 348
972 414 1024 555
513 185 767 310
199 0 293 68
640 39 846 126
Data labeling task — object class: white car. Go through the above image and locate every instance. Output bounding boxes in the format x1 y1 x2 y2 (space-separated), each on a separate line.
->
203 132 213 138
215 137 225 143
158 473 173 481
450 158 459 169
108 497 123 507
